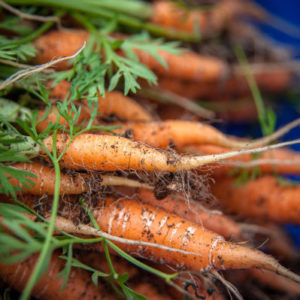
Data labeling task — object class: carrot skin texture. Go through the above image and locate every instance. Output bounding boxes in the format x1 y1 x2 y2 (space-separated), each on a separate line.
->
0 251 113 300
138 189 241 239
93 197 299 281
211 175 300 224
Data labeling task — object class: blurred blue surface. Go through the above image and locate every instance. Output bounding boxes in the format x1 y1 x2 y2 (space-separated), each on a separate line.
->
255 1 300 247
217 1 300 247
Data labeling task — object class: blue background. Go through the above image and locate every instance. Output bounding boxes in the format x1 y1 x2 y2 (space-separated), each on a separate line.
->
218 0 300 247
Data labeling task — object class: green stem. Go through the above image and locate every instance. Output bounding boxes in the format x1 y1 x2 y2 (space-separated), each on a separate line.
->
107 240 177 283
83 0 152 19
6 0 200 42
234 44 272 136
20 132 61 300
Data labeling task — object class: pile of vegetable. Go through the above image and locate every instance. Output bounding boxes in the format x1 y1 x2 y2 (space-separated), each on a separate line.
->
1 0 300 299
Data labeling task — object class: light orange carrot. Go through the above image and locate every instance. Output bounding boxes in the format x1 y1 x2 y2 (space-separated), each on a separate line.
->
9 162 87 195
93 197 300 283
134 48 229 83
182 144 300 176
41 133 300 172
86 91 152 122
112 120 249 149
138 188 241 239
9 162 152 195
33 30 89 70
0 251 113 300
47 80 152 122
111 119 300 150
211 175 300 224
250 269 300 295
33 30 228 83
156 65 292 99
151 1 266 36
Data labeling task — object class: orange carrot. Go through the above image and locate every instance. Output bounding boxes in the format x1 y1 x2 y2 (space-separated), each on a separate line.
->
250 269 300 295
112 119 300 149
93 197 300 282
182 144 300 176
47 80 152 122
9 162 152 195
33 30 89 70
151 0 266 35
33 30 228 83
41 133 300 172
156 64 292 99
9 162 87 195
138 188 241 239
112 120 249 149
0 251 113 300
134 48 229 83
211 175 300 224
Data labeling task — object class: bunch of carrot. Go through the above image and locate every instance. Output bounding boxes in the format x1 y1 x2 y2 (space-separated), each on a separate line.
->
1 1 300 300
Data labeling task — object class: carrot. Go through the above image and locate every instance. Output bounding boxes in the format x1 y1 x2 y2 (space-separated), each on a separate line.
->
156 64 292 99
47 80 152 123
111 119 300 149
0 251 113 300
9 162 87 195
112 120 250 149
39 133 300 172
93 197 300 283
134 48 229 83
137 188 241 240
33 30 89 71
9 162 152 195
182 144 300 176
211 175 300 224
33 30 228 83
249 268 300 295
151 1 266 36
